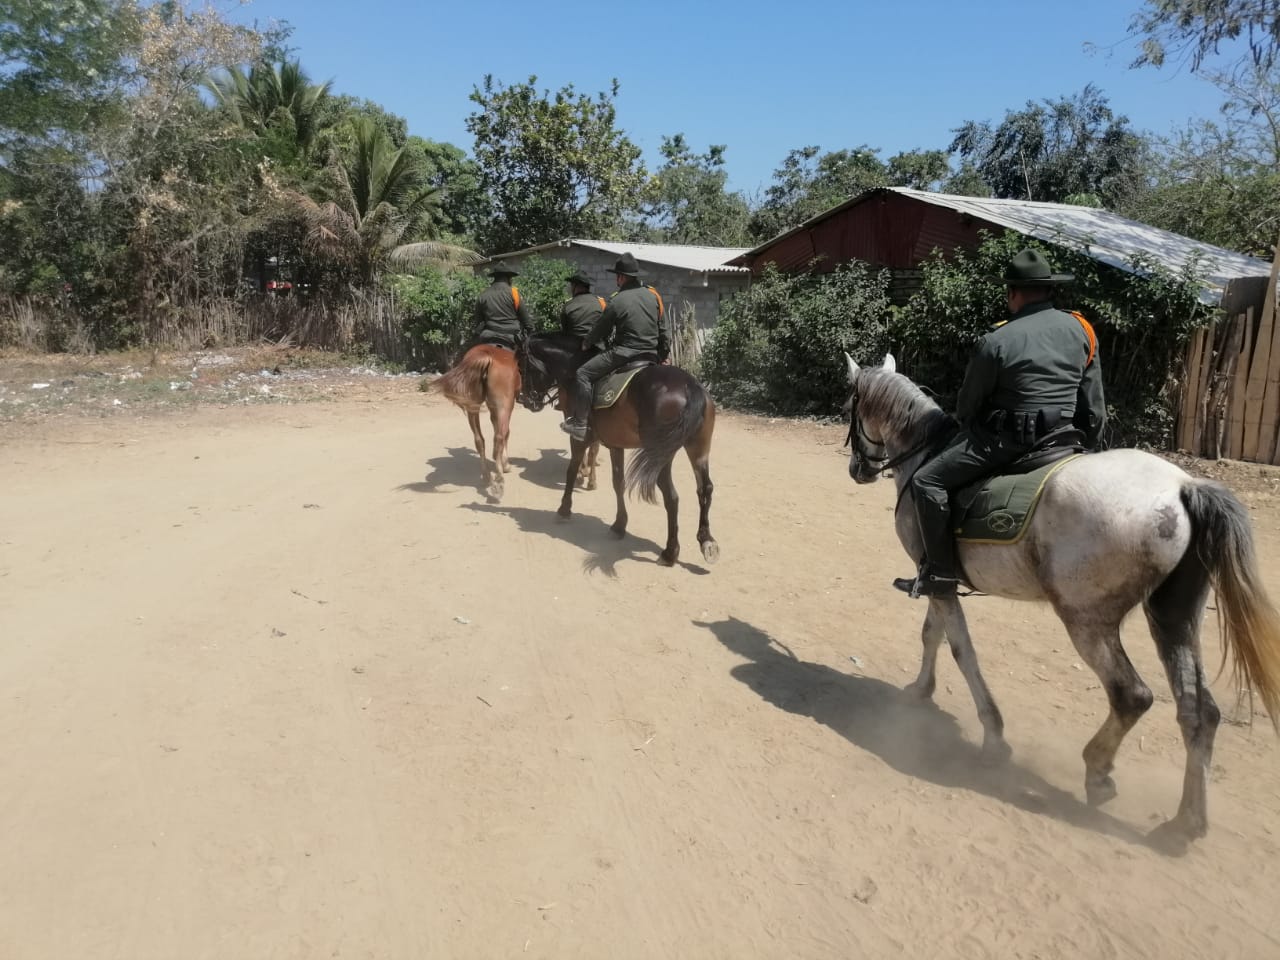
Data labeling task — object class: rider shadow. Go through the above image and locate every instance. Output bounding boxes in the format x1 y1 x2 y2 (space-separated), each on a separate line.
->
698 616 1146 846
396 448 498 502
508 448 574 491
462 502 710 578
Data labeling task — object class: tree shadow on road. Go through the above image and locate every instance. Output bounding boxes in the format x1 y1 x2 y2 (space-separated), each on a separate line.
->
697 615 1148 846
462 502 709 578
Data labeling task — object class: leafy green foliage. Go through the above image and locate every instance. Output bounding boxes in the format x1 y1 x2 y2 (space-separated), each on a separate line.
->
510 256 576 333
640 134 751 245
1127 0 1280 73
949 85 1148 206
465 75 647 253
392 268 485 371
701 262 893 414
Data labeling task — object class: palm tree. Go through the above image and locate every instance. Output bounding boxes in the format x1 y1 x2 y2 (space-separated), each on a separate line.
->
273 118 479 285
207 59 332 161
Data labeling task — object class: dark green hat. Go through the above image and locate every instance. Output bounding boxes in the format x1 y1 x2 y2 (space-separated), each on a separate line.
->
608 253 641 277
995 248 1073 287
567 270 593 287
487 259 519 278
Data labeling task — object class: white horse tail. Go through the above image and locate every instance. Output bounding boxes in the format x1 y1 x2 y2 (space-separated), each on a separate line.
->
1182 481 1280 730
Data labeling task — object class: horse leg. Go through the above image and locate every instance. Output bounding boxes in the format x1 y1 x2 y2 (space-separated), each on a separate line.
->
1056 610 1154 807
934 596 1010 763
905 601 945 700
585 439 600 491
466 410 489 490
686 441 718 564
1144 550 1218 854
656 461 680 566
608 446 627 537
557 437 589 519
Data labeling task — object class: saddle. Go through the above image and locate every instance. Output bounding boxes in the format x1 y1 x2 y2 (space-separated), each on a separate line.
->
592 358 655 409
951 430 1090 545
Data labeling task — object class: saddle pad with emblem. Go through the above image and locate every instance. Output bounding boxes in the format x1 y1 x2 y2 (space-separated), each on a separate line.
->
953 454 1082 545
592 366 646 409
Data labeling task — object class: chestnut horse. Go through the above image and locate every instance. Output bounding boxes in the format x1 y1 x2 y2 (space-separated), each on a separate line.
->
428 344 519 500
523 333 719 567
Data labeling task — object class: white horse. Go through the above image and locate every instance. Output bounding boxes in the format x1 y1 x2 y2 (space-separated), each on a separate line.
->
842 352 1280 854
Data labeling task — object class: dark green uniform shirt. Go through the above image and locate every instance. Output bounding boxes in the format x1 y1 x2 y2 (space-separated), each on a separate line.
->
956 300 1106 447
586 280 670 360
560 292 605 339
473 281 534 344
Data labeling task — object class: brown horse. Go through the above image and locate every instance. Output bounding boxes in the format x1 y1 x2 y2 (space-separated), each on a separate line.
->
428 344 519 500
524 333 719 567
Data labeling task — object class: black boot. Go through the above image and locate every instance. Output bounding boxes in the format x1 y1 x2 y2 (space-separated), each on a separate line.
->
893 494 960 598
559 379 591 441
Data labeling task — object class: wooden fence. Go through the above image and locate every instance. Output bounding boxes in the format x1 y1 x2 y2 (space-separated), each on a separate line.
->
1177 300 1280 464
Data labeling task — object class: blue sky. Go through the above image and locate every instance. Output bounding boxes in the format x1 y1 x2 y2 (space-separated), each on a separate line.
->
231 0 1230 194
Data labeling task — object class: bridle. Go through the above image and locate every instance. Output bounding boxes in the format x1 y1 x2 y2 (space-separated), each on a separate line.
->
844 384 959 509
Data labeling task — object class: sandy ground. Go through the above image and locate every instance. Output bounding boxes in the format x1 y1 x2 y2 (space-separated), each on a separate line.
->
1 369 1279 960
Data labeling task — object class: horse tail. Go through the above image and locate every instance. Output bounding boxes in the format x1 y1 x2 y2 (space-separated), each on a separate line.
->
625 375 708 504
430 348 492 407
1182 481 1280 730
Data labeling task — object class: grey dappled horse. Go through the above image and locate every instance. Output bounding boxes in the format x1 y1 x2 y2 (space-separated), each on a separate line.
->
843 352 1280 854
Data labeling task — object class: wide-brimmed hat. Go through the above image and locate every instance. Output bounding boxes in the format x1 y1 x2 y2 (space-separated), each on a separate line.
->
487 259 519 278
567 270 593 287
608 253 641 277
993 248 1073 287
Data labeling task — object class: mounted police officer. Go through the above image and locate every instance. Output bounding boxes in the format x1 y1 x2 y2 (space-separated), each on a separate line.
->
471 260 534 351
895 248 1107 598
560 270 605 339
561 253 670 442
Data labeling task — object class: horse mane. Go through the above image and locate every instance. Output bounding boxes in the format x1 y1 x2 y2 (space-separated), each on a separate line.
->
857 367 955 443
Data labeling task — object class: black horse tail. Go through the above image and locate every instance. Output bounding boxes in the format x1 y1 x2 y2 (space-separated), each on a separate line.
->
625 374 707 504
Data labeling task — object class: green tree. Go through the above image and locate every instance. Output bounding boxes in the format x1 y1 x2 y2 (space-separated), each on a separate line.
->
269 117 475 287
1127 0 1280 72
949 85 1149 206
643 134 751 245
407 137 489 242
465 74 647 253
886 149 952 190
205 58 332 164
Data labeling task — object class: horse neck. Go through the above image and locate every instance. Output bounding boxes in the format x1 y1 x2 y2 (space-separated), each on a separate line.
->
530 336 576 380
864 374 949 498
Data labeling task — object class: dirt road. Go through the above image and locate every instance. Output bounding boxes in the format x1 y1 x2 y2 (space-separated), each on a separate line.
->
2 380 1278 959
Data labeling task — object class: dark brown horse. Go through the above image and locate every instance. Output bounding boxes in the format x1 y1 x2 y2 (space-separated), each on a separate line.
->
428 344 520 500
523 333 719 567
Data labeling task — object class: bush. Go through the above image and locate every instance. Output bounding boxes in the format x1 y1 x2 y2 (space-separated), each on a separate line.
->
391 268 485 371
701 262 893 415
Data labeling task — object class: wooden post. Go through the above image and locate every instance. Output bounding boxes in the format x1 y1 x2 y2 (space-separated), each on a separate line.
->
1259 307 1280 464
1179 326 1208 452
1228 308 1255 460
1192 320 1217 456
1243 227 1280 461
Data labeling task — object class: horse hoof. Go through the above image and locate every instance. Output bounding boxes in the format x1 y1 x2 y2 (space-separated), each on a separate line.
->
1085 775 1117 807
659 548 679 566
557 505 572 520
610 523 626 539
980 737 1012 767
1146 819 1195 857
700 540 720 564
903 680 935 702
585 481 597 491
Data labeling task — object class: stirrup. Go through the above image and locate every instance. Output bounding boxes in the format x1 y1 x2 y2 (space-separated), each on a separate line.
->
892 573 958 599
560 418 588 441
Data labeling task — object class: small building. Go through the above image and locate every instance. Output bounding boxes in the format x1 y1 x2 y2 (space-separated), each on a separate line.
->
472 239 751 344
731 187 1272 311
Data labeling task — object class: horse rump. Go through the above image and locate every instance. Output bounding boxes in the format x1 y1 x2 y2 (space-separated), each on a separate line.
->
624 368 708 503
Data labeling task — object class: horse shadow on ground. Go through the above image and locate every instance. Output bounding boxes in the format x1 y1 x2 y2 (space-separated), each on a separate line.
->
397 447 498 502
462 502 709 578
507 447 577 492
698 616 1149 847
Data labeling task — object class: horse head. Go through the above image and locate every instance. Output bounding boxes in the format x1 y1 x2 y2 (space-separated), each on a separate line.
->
843 352 896 484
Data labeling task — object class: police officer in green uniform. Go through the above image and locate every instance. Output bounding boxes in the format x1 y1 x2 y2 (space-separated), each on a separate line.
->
561 253 670 441
471 260 533 351
895 248 1107 598
559 270 604 340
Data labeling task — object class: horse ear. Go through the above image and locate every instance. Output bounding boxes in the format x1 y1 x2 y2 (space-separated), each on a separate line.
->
845 352 859 385
882 353 896 373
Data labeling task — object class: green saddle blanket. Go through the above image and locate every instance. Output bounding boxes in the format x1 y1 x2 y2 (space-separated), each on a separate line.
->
953 454 1082 544
592 365 648 409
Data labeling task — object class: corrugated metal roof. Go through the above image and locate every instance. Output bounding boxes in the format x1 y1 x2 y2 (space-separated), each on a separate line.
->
734 187 1272 304
893 188 1271 302
479 238 750 275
